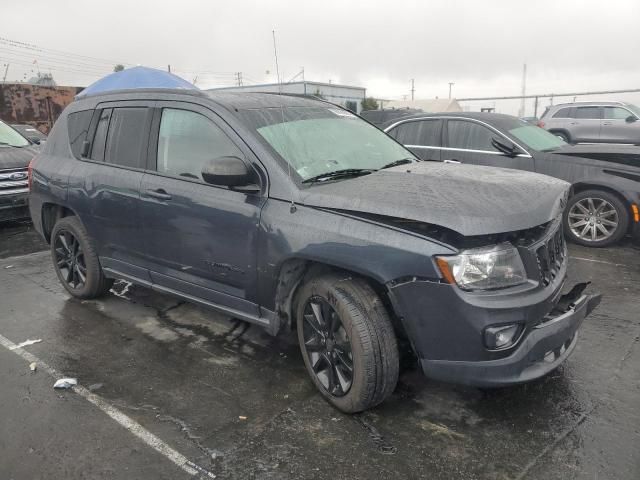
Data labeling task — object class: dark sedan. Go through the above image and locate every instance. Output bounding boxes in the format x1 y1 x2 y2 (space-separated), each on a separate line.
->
384 112 640 247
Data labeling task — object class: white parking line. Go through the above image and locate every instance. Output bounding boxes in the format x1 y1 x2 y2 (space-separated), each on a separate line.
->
0 333 215 479
569 256 625 267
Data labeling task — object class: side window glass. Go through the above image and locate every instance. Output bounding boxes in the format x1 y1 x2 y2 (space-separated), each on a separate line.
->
417 120 442 146
447 120 497 151
553 107 573 118
604 107 631 120
104 108 150 169
392 122 421 145
67 110 94 159
575 107 601 119
90 109 112 162
157 109 243 181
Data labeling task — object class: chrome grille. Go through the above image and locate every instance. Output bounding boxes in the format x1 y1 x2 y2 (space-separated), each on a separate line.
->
0 168 29 196
535 224 566 286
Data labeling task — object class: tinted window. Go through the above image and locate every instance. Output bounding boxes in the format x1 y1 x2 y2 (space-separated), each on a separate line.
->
67 110 94 159
447 120 497 151
553 107 574 118
104 108 150 169
157 109 243 181
90 109 111 162
391 120 441 146
575 107 601 119
604 107 632 120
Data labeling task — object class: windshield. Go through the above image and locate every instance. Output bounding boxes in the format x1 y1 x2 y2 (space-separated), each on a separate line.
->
0 121 30 147
239 107 416 182
508 124 566 152
626 103 640 118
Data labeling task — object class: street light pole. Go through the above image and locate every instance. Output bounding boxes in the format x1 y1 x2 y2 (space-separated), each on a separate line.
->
448 82 455 99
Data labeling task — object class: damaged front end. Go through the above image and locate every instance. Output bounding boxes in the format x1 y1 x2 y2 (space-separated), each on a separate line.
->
385 215 602 387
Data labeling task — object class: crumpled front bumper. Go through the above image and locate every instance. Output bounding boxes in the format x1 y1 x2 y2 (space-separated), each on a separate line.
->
419 292 601 387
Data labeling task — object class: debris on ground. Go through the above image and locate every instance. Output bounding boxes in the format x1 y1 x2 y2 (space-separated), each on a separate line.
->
88 383 103 391
10 339 42 350
29 362 37 372
4 265 13 269
53 378 78 389
238 416 248 420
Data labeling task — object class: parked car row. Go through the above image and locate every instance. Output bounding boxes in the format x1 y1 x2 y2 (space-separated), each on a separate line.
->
28 84 601 412
382 112 640 247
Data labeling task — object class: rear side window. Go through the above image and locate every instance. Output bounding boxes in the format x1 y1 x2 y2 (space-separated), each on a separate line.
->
447 120 497 151
574 107 601 119
156 108 243 181
67 110 94 159
90 109 112 162
104 108 150 169
390 120 441 146
552 107 574 118
603 107 631 120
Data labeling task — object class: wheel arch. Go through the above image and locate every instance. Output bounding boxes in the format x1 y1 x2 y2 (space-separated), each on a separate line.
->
568 183 633 235
41 203 79 243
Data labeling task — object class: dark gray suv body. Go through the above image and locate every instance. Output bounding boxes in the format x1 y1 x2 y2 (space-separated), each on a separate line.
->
29 89 600 412
540 101 640 144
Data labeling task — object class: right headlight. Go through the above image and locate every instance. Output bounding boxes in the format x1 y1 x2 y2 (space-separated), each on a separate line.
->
435 242 527 291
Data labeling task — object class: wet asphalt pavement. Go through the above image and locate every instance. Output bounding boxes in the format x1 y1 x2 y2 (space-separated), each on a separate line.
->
1 222 639 479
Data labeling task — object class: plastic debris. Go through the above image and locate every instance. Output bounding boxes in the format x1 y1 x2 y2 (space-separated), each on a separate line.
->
29 362 37 372
53 378 78 389
10 339 42 350
5 265 14 269
88 383 103 391
238 416 247 421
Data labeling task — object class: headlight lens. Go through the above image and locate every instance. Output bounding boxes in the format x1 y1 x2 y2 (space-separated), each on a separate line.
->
436 242 527 291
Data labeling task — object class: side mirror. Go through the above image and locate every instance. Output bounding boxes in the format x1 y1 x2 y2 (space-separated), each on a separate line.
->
625 115 637 123
27 136 41 145
201 156 259 192
491 137 520 157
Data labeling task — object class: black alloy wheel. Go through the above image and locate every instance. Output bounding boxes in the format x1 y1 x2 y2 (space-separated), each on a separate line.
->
54 229 87 289
301 297 354 396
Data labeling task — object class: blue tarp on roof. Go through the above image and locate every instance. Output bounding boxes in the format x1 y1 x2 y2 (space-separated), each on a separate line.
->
77 66 198 97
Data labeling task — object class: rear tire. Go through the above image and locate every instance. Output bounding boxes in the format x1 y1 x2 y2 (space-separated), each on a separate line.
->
295 272 399 413
50 216 113 298
564 190 629 247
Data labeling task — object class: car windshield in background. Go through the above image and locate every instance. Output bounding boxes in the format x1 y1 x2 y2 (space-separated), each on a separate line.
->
0 121 30 147
626 103 640 117
508 124 566 152
239 107 416 182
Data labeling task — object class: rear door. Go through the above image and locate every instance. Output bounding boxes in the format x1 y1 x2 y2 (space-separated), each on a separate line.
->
386 119 442 161
139 102 264 317
600 106 640 144
571 106 603 142
443 119 534 171
72 102 153 281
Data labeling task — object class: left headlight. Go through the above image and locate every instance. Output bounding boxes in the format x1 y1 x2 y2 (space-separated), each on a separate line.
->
435 242 527 291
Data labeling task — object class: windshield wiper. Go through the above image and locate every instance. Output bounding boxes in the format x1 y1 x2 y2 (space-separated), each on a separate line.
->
302 168 374 184
378 158 416 170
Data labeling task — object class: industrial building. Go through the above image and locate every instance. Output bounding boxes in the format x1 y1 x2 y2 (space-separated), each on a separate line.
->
208 81 367 113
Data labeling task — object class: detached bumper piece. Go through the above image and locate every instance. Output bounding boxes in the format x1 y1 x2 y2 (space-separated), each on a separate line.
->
420 286 602 387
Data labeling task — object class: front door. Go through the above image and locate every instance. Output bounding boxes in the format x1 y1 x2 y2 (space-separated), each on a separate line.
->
571 106 602 142
443 119 535 171
139 103 264 316
600 106 640 144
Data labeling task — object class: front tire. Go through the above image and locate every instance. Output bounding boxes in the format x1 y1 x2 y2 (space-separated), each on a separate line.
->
295 272 399 413
554 131 570 143
564 190 629 247
51 216 113 298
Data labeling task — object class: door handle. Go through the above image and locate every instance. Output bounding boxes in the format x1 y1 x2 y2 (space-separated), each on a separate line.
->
602 122 612 126
443 159 461 164
145 188 172 200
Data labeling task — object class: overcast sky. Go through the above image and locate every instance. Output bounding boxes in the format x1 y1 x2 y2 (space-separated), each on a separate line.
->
3 0 640 114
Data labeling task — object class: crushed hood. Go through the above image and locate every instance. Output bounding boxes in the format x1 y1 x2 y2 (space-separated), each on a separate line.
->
0 146 37 170
299 162 570 236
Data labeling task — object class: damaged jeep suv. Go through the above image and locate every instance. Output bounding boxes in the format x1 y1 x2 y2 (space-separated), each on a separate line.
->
29 89 601 412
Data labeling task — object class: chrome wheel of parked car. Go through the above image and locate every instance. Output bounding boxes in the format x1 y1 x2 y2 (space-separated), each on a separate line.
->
54 230 87 289
301 297 353 397
564 190 629 247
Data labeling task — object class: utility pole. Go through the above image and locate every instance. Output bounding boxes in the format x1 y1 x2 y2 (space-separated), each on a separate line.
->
518 63 527 117
410 79 415 101
2 64 9 83
448 82 455 99
272 30 281 89
167 64 171 73
236 72 243 86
